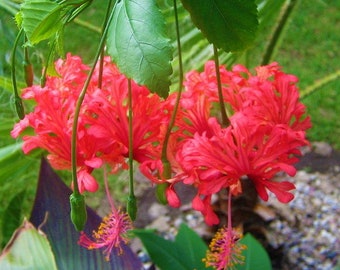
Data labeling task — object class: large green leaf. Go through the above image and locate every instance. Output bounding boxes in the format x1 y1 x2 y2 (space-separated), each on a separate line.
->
0 220 58 270
238 233 272 270
133 229 188 270
180 0 259 52
174 223 211 270
19 0 64 45
133 223 211 270
107 0 173 98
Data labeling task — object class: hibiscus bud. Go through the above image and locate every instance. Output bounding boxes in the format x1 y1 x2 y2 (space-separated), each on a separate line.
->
156 183 168 205
127 194 137 221
70 193 87 231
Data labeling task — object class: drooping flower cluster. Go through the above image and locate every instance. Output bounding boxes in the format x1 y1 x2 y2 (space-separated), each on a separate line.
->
141 61 311 225
12 54 311 220
12 54 311 264
11 53 171 193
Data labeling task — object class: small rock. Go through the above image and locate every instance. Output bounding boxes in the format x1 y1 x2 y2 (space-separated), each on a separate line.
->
148 203 168 219
312 141 333 157
254 203 276 221
147 215 171 232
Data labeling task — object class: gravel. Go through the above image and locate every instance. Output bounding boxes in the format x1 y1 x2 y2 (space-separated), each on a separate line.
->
266 170 340 270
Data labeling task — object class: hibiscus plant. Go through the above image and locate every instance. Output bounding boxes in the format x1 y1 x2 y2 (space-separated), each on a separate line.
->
0 0 320 269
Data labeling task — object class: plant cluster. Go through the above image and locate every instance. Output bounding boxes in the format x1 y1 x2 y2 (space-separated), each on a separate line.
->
1 0 316 269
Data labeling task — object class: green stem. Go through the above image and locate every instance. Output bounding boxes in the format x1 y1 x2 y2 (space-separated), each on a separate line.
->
69 0 114 231
97 1 112 89
11 28 25 119
71 0 115 195
127 79 134 196
213 45 229 127
127 78 137 220
40 41 56 87
160 0 184 168
261 0 299 65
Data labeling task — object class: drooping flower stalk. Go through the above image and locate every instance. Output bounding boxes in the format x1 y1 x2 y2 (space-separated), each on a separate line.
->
159 0 184 193
70 0 115 231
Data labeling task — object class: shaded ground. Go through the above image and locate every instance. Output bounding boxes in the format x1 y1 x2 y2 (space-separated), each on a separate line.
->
296 146 340 174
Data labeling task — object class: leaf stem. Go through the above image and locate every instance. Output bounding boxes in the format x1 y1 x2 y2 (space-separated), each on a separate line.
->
213 45 229 127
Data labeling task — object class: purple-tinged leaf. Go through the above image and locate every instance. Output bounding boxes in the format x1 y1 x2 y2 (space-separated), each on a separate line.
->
30 158 142 270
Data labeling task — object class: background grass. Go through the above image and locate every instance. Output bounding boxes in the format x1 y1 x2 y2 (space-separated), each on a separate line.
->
275 0 340 149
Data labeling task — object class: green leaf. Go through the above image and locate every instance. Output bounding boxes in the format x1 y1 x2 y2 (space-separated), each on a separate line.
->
107 0 173 98
174 223 211 270
1 190 26 248
133 229 188 270
0 220 58 270
20 0 64 45
237 233 272 270
180 0 259 52
133 223 211 270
